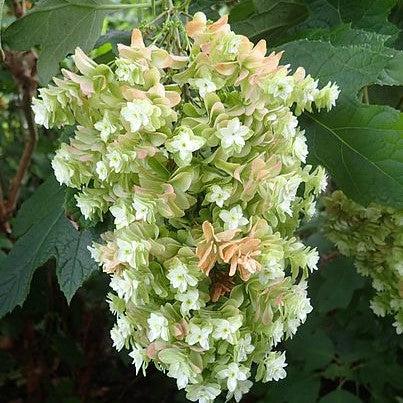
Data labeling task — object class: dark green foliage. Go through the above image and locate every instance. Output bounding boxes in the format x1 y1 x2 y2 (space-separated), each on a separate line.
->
280 33 403 208
5 0 116 83
0 177 99 317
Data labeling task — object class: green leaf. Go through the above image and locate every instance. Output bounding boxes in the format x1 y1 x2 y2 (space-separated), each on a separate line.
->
302 105 403 208
11 176 66 237
315 257 365 312
298 0 399 37
55 227 99 303
228 0 255 23
0 177 99 317
287 328 335 371
231 0 309 42
322 362 355 381
319 389 362 403
265 368 320 403
281 39 401 100
189 0 222 20
95 30 131 54
280 38 403 208
4 0 111 83
299 26 403 86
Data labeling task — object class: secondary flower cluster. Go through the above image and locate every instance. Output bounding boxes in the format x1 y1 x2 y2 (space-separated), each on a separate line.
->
33 13 339 402
324 191 403 334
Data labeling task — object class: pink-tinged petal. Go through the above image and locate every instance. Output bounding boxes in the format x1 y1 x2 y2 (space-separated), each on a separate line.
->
233 166 243 182
237 37 254 61
251 39 267 59
121 86 147 101
208 15 230 34
73 47 97 75
148 83 165 97
133 186 149 196
235 69 250 85
136 146 157 160
186 12 207 38
264 51 283 72
215 62 237 76
151 48 172 68
229 258 237 277
131 28 145 48
147 341 166 358
293 66 306 81
166 90 181 107
118 44 151 60
200 43 211 55
61 69 94 96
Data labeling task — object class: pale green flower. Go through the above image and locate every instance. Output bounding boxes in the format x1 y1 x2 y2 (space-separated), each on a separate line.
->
147 312 170 341
324 191 403 334
235 334 255 362
393 320 403 335
167 360 197 389
217 362 249 392
218 32 242 57
117 238 148 269
225 379 253 403
110 324 126 351
186 322 213 350
370 299 386 317
212 317 242 343
32 13 341 400
52 150 74 186
121 99 154 132
176 289 204 316
96 160 108 181
115 58 145 85
75 188 107 221
219 205 248 230
265 74 294 100
189 77 217 97
94 111 117 142
166 127 205 166
205 185 231 208
107 149 128 173
261 352 287 382
315 82 340 111
110 271 138 303
129 343 147 375
167 262 198 293
110 202 135 228
293 132 308 162
186 383 221 403
32 97 51 128
217 118 249 152
132 197 155 223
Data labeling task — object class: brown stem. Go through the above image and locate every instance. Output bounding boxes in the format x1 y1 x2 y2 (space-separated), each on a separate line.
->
0 183 10 233
0 50 38 225
6 80 38 213
11 0 25 18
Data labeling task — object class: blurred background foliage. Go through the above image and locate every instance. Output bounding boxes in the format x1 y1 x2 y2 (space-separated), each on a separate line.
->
0 0 402 402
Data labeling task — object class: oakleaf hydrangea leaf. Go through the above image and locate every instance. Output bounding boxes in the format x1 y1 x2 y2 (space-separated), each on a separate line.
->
4 0 111 83
0 177 99 318
281 36 403 208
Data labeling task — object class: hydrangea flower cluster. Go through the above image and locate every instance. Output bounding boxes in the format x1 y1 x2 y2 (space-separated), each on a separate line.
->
33 13 339 402
324 191 403 335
